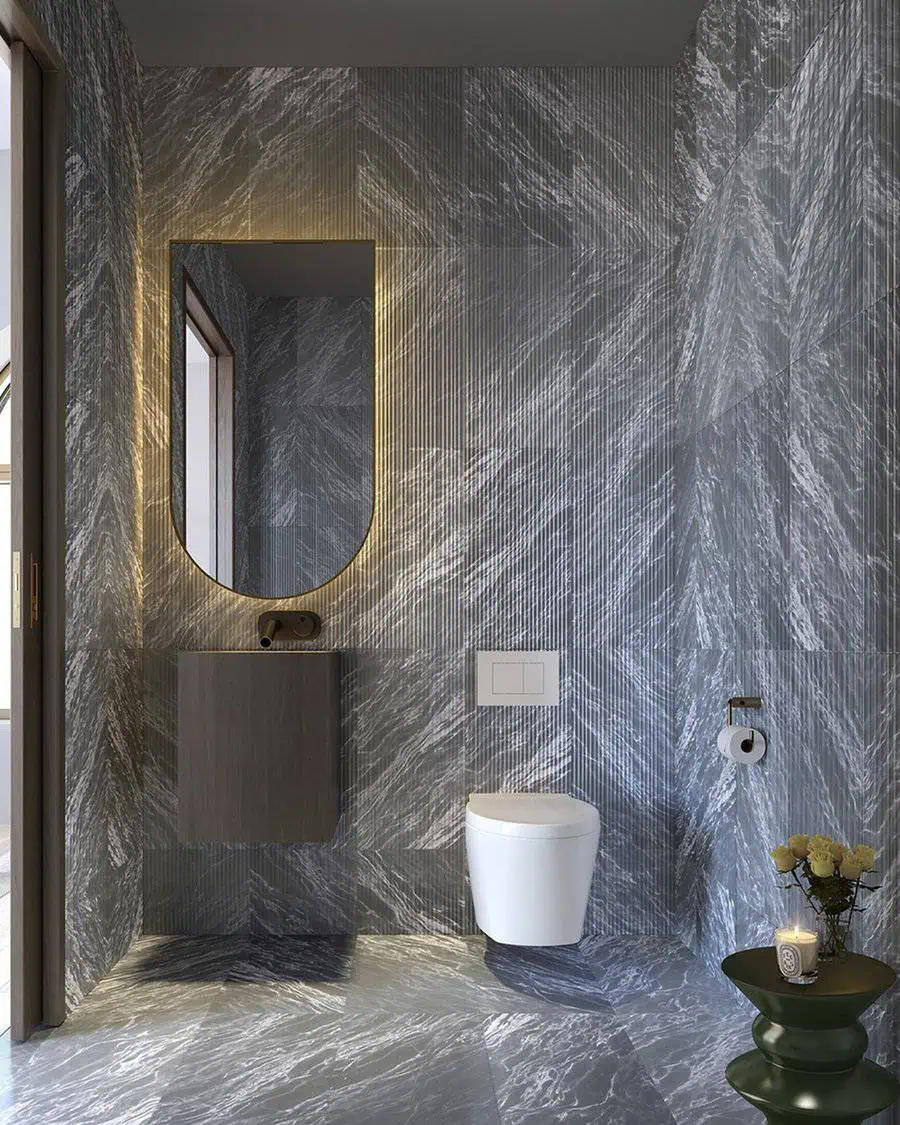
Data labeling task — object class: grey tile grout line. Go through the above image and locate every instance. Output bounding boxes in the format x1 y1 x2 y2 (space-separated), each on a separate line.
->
675 277 900 449
679 0 853 240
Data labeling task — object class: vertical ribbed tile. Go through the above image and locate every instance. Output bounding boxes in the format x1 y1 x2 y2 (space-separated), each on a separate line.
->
467 687 572 799
572 649 672 935
863 0 900 308
355 843 472 935
796 654 866 833
359 68 467 247
789 318 866 652
571 70 675 658
734 372 791 652
466 247 571 452
572 245 675 651
347 651 466 852
674 413 737 653
466 68 572 247
463 447 571 651
572 67 676 251
862 656 900 972
790 1 865 359
671 645 737 971
569 69 676 936
792 0 845 71
142 61 680 943
864 289 900 653
248 67 357 241
732 649 792 948
143 845 250 935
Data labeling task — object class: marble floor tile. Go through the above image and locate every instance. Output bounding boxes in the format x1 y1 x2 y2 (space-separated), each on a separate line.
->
580 935 740 1010
0 980 216 1125
346 934 589 1016
615 997 758 1125
483 940 612 1012
149 1012 500 1125
485 1010 676 1125
0 935 768 1125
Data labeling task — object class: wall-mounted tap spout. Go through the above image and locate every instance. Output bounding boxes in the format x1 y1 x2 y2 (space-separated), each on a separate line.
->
257 611 323 647
259 618 281 648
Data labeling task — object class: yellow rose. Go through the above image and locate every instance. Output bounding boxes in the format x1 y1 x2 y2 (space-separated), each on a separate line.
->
851 845 876 871
770 845 795 873
830 842 847 863
808 849 836 878
788 834 809 859
807 835 834 854
840 857 863 880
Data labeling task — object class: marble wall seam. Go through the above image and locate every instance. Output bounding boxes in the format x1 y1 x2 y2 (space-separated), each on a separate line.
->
674 0 865 235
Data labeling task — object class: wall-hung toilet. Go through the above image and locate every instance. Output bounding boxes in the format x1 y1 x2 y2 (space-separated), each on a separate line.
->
465 793 600 946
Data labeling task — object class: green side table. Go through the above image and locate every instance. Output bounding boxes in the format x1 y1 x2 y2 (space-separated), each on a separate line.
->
722 948 900 1125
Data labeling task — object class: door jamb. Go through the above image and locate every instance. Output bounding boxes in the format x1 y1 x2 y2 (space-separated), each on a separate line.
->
2 0 65 1036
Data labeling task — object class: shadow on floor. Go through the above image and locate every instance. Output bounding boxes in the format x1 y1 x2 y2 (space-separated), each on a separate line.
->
121 935 356 984
482 939 612 1011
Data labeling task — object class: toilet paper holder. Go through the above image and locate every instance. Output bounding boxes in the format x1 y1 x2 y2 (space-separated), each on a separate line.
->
726 696 762 725
720 697 766 762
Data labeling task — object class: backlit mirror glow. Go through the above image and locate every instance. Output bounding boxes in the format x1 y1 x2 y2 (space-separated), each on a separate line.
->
170 240 375 598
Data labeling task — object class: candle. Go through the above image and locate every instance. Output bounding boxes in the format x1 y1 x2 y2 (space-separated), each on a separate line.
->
775 926 818 984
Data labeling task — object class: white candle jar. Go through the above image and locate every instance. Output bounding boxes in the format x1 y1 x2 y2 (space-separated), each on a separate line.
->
775 927 818 985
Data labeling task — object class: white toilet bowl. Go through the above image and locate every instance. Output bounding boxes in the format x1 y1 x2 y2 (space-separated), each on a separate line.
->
465 793 600 946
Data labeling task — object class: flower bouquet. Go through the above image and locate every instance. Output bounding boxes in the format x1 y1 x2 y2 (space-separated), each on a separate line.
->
769 834 880 960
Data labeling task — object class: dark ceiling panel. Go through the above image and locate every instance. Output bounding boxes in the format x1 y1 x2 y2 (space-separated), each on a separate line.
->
112 0 705 66
217 241 375 298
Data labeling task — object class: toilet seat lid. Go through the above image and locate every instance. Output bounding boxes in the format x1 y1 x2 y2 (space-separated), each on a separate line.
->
465 793 600 839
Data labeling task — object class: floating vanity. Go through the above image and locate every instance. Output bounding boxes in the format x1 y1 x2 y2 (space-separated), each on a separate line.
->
177 651 341 844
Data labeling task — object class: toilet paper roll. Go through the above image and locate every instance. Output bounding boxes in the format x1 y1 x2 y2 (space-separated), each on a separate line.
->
717 724 766 764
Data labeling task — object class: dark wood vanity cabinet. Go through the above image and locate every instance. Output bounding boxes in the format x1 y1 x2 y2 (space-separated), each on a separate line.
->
177 651 341 844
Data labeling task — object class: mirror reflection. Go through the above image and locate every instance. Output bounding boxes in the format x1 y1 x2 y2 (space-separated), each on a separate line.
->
171 241 375 598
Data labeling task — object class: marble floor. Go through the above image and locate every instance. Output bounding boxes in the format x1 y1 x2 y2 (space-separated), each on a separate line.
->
0 934 763 1124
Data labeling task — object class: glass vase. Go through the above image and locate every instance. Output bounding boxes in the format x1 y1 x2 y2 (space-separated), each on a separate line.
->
817 912 850 962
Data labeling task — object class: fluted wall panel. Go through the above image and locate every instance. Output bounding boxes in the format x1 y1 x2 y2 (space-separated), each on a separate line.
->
141 66 677 937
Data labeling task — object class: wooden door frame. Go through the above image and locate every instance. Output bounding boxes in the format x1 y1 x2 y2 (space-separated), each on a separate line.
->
2 0 65 1038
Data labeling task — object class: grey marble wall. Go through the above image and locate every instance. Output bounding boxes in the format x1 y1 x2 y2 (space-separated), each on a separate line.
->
237 295 374 596
27 0 144 1008
672 0 899 1093
141 67 677 937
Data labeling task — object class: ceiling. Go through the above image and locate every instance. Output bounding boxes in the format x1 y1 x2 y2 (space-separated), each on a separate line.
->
213 241 375 298
112 0 706 67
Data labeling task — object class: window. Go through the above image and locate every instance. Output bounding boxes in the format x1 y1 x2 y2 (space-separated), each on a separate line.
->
184 278 234 586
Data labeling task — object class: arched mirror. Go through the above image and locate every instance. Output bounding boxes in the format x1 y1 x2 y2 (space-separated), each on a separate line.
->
170 240 375 598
